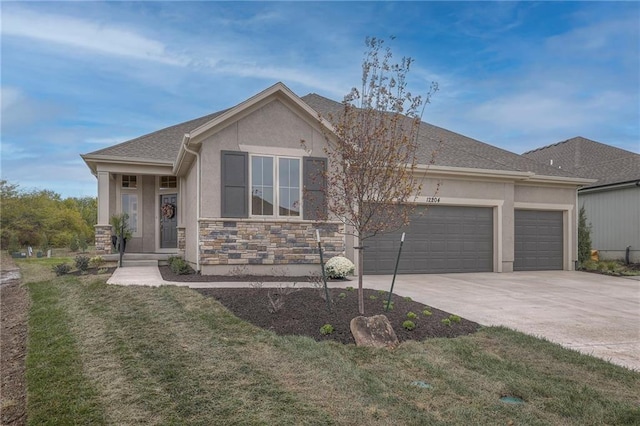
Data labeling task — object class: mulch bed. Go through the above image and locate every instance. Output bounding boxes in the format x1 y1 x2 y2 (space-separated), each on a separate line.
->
196 287 481 345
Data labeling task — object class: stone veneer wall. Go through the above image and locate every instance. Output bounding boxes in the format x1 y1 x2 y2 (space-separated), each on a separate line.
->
199 220 344 266
177 227 186 252
94 225 112 255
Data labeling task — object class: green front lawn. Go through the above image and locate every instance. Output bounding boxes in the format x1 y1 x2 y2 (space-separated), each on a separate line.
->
21 259 640 425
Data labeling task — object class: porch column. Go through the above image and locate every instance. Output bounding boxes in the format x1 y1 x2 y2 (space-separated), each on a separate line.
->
95 171 112 255
97 171 111 225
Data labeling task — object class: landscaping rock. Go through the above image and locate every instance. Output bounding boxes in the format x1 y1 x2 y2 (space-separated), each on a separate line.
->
350 315 399 349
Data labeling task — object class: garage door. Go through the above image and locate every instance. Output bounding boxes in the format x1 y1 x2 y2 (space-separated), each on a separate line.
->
364 205 493 274
514 210 563 271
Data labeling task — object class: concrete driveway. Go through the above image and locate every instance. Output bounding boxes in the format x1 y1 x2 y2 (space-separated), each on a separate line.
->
362 271 640 371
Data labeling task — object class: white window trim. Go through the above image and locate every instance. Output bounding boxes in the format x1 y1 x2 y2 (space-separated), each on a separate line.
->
249 154 302 219
116 174 142 238
159 175 178 191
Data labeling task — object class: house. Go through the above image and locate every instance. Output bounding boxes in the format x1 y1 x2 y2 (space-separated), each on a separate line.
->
523 137 640 263
82 82 592 275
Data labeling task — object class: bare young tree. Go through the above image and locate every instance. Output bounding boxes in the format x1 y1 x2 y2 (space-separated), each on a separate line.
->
316 37 438 314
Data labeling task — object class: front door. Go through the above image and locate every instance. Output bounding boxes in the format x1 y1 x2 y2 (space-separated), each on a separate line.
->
160 194 177 248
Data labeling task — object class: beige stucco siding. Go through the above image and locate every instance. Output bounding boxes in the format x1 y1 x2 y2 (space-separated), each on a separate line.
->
141 176 156 252
514 184 577 205
183 162 199 267
108 176 116 219
198 99 328 218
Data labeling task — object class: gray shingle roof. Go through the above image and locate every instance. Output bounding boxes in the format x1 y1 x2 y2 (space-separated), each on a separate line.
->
83 109 228 163
84 90 581 180
523 137 640 188
301 93 576 178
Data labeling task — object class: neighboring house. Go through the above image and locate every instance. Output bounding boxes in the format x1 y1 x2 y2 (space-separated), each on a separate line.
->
523 137 640 263
82 82 591 275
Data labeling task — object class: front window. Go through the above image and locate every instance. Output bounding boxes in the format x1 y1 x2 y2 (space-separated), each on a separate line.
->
159 176 177 189
122 175 137 188
121 193 138 234
251 156 274 215
121 175 139 235
278 158 300 216
251 155 300 217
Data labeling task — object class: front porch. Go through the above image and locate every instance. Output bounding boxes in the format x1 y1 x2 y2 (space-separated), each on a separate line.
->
92 172 185 256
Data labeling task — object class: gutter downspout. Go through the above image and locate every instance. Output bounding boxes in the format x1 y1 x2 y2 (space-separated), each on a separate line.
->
182 135 201 272
575 191 579 271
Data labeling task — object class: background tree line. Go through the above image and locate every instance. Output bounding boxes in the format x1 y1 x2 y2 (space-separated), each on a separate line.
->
1 180 97 251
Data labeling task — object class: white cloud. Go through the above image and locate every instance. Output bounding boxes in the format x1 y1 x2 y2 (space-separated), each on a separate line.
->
545 14 638 56
0 142 38 160
1 86 64 131
1 87 22 110
211 62 349 99
1 8 188 66
468 93 585 129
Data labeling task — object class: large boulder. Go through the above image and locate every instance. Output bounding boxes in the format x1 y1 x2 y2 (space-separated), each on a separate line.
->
350 315 399 349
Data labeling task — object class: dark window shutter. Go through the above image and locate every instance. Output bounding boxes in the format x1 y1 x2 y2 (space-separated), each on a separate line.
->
303 157 327 221
221 151 248 218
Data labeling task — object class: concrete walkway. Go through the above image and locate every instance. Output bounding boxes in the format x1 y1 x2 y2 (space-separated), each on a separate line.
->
108 268 640 371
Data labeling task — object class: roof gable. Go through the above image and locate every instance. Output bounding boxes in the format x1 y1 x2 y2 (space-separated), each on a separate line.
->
82 82 333 174
82 110 227 165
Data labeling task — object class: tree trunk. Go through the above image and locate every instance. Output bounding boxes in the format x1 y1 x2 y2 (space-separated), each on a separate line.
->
358 247 365 314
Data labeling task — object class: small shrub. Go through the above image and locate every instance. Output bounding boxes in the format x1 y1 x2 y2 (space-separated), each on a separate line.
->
97 268 109 274
69 236 79 252
75 255 90 273
369 295 378 300
605 261 619 272
382 300 394 311
422 309 433 316
581 260 598 271
324 256 355 279
577 205 592 265
267 283 298 313
338 292 346 299
346 286 354 292
449 314 461 323
441 318 451 326
77 233 88 253
168 256 192 275
7 232 20 254
404 296 412 302
406 311 418 319
53 263 71 276
319 324 335 335
307 272 327 300
402 320 416 331
377 289 386 295
89 256 105 269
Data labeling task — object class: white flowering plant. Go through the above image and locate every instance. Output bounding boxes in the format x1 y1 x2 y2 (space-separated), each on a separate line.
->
324 256 355 279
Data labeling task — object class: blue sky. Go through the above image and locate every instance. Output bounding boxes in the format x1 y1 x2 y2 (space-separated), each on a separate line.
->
1 1 638 198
